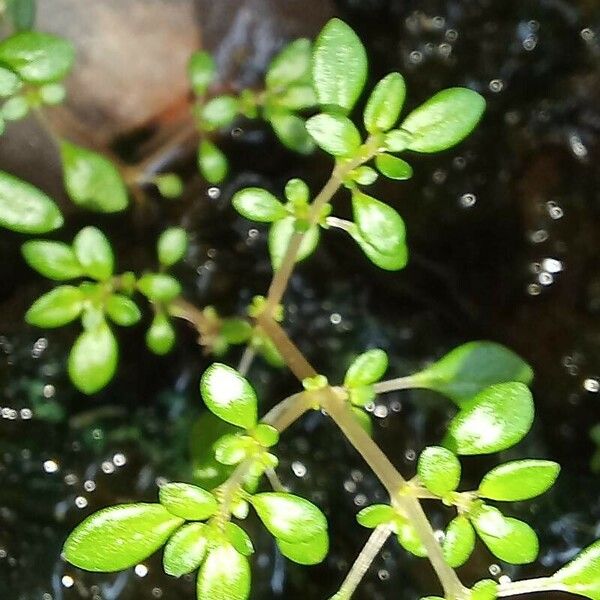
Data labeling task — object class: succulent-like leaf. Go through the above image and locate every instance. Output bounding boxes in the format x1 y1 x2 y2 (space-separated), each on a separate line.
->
417 446 461 496
232 188 287 223
344 349 388 387
158 227 188 267
196 544 251 600
163 522 208 577
22 240 83 280
363 72 406 133
25 285 84 328
73 226 114 281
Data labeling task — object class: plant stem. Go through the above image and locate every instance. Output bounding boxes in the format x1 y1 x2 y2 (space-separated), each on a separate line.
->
334 525 393 599
373 375 421 394
261 391 314 432
237 346 256 376
497 577 567 597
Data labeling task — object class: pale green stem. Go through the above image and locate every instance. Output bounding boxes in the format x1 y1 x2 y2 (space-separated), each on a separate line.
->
497 577 567 597
237 346 256 376
373 375 422 394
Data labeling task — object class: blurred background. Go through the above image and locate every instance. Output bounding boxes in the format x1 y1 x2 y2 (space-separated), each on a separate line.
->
1 0 600 598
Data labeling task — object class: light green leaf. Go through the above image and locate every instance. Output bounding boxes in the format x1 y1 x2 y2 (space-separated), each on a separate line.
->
220 318 252 345
269 111 315 154
159 482 218 521
253 424 279 447
275 84 317 110
344 349 388 387
305 112 361 157
163 522 208 577
443 515 475 567
478 460 560 501
200 95 238 130
471 505 538 564
0 31 74 83
232 188 287 223
411 341 533 405
356 504 396 528
1 95 28 120
146 313 176 355
313 18 367 113
268 216 319 270
21 240 83 280
471 580 498 600
417 446 461 496
200 363 257 429
25 285 83 328
400 88 485 153
197 544 250 600
198 139 228 184
384 129 412 153
364 72 406 133
224 522 254 556
349 223 408 271
105 294 141 327
155 173 183 199
39 82 66 105
0 66 21 97
68 322 118 394
445 382 534 455
351 166 378 186
251 492 327 543
60 142 128 213
188 51 215 95
63 503 182 572
375 154 413 180
277 529 329 565
555 540 600 600
284 178 310 205
158 227 188 267
397 518 427 557
351 406 373 436
0 170 63 233
266 38 312 89
137 273 181 303
213 434 250 465
73 226 114 281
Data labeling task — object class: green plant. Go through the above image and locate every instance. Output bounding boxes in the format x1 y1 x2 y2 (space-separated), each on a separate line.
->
1 13 599 600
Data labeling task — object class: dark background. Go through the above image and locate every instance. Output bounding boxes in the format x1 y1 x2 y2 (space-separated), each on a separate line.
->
1 0 600 598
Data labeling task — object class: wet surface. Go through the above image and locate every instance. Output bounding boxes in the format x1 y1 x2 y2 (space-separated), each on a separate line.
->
1 0 600 598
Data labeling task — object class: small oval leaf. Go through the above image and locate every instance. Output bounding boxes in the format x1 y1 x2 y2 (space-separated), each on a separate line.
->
22 240 83 281
344 349 388 387
277 529 329 565
443 515 475 568
232 188 287 223
197 544 251 600
163 522 208 577
73 226 114 281
417 446 461 497
306 113 361 157
25 285 84 328
364 72 406 133
159 482 218 521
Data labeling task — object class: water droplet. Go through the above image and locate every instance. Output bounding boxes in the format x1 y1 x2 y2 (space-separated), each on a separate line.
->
542 258 563 273
20 408 32 420
135 564 148 577
489 79 504 93
527 283 542 296
207 187 220 199
445 29 459 42
409 50 423 64
75 496 88 509
584 378 600 393
569 134 588 159
378 569 390 580
459 193 476 208
354 494 368 506
291 461 307 477
405 449 416 461
374 405 388 418
581 28 595 42
43 460 59 474
529 229 548 244
101 461 115 474
538 272 554 286
330 313 342 325
523 36 538 51
84 480 96 492
489 563 502 576
113 453 127 467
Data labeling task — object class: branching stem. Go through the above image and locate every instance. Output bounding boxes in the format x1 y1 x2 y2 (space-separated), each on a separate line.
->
497 577 566 597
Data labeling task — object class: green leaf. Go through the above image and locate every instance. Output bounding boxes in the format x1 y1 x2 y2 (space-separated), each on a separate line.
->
251 492 327 543
266 38 312 89
25 285 84 328
188 51 215 95
363 73 406 133
200 95 238 130
555 540 600 600
6 0 37 31
375 154 413 180
384 129 412 153
163 522 208 577
351 166 378 186
0 170 63 233
352 189 406 263
200 363 257 429
445 382 534 455
39 82 66 105
269 111 315 154
1 95 28 120
0 31 74 83
105 294 141 326
277 529 329 565
159 482 218 521
313 18 367 113
146 313 176 355
411 341 534 405
155 173 183 199
197 544 251 600
284 178 309 205
345 349 388 387
400 88 485 153
0 66 21 97
417 446 461 496
198 139 228 184
275 85 317 110
443 515 475 568
214 434 250 465
268 216 319 270
73 226 114 281
224 522 254 556
232 188 287 223
21 240 83 280
397 518 427 557
60 142 128 213
253 423 279 447
68 322 118 394
305 113 361 157
157 227 188 267
356 504 396 528
349 386 376 408
349 223 408 271
138 273 181 303
63 503 182 572
471 580 498 600
470 505 538 564
220 318 252 345
478 460 560 501
352 406 373 436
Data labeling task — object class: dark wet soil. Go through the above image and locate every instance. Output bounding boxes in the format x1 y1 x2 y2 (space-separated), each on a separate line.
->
1 1 600 599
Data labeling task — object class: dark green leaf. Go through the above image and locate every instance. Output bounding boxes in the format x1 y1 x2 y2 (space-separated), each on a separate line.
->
61 141 128 213
269 111 315 154
163 522 208 577
277 529 329 565
159 482 218 520
268 217 319 270
146 313 176 355
0 31 74 83
305 113 361 157
232 188 287 223
157 227 188 267
478 460 560 502
198 139 228 184
363 72 406 133
555 540 600 600
105 294 141 327
313 18 367 113
63 503 182 571
0 170 63 233
188 51 215 95
266 38 312 89
73 226 114 281
443 515 475 568
68 322 118 394
197 544 251 600
375 154 413 180
25 285 83 328
200 363 257 429
417 446 461 496
400 88 485 153
344 349 388 387
138 273 181 303
21 240 83 280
